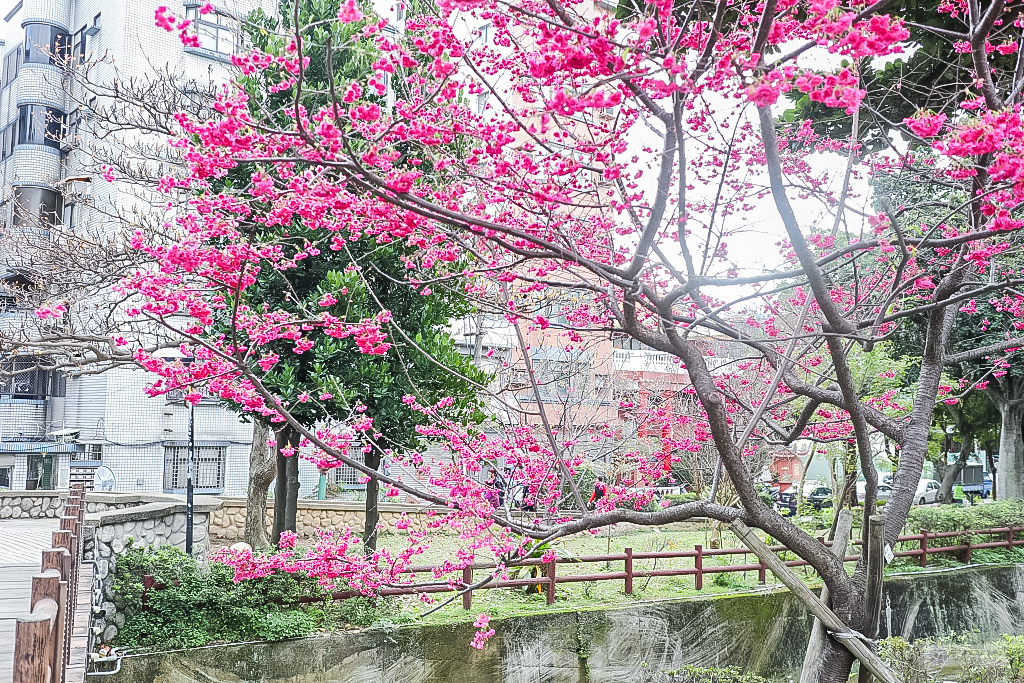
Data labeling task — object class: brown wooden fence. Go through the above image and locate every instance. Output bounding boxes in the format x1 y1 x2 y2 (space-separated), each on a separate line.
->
12 485 86 683
277 524 1024 610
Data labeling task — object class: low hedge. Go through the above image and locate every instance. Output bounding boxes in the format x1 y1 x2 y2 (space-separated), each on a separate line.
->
906 499 1024 535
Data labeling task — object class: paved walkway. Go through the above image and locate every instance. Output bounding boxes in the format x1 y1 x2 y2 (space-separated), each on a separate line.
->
0 519 59 683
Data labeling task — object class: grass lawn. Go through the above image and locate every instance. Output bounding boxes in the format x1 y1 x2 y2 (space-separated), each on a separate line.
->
359 516 1024 627
359 517 883 627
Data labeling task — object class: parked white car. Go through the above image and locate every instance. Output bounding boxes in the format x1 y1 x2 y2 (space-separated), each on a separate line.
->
915 479 941 505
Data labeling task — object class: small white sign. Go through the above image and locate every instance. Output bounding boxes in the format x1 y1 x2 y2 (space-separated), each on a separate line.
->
883 544 894 565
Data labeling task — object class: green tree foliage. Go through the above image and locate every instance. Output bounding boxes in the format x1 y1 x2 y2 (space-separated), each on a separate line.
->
212 0 488 547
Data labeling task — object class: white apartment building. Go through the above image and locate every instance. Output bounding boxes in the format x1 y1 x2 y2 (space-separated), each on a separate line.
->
0 0 330 496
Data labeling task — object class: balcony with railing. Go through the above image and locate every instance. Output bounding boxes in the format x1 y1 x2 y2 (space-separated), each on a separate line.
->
611 349 682 374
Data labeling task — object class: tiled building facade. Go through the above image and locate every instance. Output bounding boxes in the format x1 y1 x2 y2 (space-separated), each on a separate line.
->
0 0 327 496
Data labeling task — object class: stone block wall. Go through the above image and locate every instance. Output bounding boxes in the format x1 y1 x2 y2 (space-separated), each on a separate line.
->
82 495 222 645
209 497 441 540
83 493 155 514
0 491 66 518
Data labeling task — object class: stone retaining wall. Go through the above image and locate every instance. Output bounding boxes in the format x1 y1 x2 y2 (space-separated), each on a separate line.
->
83 495 223 646
210 497 442 540
0 491 66 518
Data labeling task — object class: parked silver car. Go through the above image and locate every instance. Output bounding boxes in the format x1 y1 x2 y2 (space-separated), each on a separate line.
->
915 479 941 505
856 481 892 504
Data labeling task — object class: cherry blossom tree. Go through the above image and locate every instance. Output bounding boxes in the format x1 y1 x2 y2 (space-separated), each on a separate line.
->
54 0 1024 677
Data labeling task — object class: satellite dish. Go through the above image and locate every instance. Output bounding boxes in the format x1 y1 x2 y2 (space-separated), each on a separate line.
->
94 466 116 492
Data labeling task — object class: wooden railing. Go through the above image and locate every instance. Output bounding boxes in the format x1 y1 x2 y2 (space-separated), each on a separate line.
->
12 485 86 683
274 524 1024 610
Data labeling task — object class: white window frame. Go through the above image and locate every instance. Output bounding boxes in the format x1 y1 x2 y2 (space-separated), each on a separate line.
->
184 6 241 56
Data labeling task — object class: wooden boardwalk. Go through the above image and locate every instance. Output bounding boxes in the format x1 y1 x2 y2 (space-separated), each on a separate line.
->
0 517 97 683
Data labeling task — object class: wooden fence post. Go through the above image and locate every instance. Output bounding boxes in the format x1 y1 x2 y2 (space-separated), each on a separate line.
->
694 545 703 591
545 561 556 605
919 529 928 568
858 515 885 683
13 598 58 683
40 549 70 580
624 548 633 595
462 566 472 610
1008 526 1015 549
758 557 766 584
800 510 853 683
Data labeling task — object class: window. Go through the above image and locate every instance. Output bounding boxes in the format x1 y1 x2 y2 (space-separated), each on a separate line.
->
163 445 227 491
1 123 16 160
0 466 11 489
476 92 489 114
12 187 63 230
613 334 652 351
17 105 63 149
328 452 366 487
2 45 21 88
532 356 587 401
70 27 87 66
62 107 80 150
24 23 70 66
0 357 58 399
184 7 241 56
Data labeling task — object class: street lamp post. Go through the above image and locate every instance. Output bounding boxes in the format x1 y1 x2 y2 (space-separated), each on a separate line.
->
186 398 195 555
179 356 196 556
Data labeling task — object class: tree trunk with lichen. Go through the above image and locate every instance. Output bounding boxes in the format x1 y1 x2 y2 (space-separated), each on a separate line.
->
245 421 275 550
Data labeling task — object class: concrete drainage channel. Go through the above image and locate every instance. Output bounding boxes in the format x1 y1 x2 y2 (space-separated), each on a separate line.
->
88 563 1024 683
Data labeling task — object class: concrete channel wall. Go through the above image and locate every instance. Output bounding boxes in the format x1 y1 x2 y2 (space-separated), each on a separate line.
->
91 563 1024 683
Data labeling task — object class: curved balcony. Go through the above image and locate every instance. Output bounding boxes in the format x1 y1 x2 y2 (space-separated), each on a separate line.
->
21 0 71 33
8 146 62 185
15 63 65 111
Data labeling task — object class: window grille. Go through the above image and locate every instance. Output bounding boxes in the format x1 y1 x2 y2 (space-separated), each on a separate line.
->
163 445 226 491
328 452 366 487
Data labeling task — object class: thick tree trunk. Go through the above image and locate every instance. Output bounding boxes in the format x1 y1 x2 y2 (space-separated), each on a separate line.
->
997 405 1024 500
245 422 275 550
938 433 972 504
271 425 301 546
363 452 382 554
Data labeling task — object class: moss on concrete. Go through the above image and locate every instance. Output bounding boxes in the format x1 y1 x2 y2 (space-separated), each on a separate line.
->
92 564 1024 683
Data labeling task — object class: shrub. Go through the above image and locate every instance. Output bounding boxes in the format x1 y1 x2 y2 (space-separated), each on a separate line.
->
112 543 401 651
665 666 767 683
1001 635 1024 683
879 637 936 683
